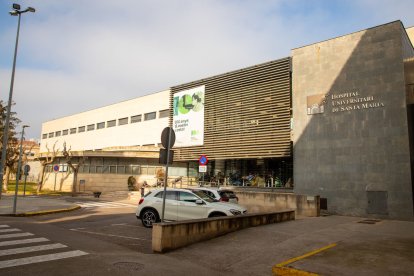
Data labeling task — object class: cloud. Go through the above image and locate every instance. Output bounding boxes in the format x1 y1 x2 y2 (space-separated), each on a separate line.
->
0 0 413 138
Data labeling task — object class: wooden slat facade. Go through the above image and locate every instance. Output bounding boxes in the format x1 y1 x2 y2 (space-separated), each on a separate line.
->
170 57 292 161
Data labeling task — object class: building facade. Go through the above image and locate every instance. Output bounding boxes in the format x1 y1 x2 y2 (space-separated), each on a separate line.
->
38 21 414 219
292 21 414 220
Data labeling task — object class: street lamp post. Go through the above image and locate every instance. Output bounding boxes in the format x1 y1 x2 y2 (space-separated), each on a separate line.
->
13 125 29 214
0 4 35 199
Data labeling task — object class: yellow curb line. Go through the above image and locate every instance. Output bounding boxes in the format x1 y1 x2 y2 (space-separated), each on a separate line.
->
272 243 337 276
2 205 81 217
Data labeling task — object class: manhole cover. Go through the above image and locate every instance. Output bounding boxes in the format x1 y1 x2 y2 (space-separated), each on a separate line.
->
113 262 144 272
358 219 381 224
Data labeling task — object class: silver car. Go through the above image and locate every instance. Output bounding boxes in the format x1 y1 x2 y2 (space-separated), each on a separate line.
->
136 188 247 227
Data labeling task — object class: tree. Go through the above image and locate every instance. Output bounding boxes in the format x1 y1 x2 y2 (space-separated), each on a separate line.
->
62 142 86 196
35 141 59 192
0 100 21 193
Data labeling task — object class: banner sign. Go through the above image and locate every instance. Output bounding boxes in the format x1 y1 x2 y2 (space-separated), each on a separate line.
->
173 85 205 147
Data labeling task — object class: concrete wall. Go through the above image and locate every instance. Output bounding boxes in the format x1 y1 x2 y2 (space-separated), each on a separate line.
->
235 191 319 217
292 21 414 220
40 90 169 152
152 210 295 253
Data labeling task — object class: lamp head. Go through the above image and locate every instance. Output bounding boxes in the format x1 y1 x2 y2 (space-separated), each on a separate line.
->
26 7 35 13
9 10 19 16
12 3 21 10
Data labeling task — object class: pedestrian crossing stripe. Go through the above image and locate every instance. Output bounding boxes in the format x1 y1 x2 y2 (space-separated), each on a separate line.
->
0 228 20 233
0 250 89 269
0 238 49 247
0 243 67 257
0 226 88 269
0 233 33 239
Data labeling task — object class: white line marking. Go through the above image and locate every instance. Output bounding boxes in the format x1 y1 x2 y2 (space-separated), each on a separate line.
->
0 238 49 247
0 225 10 228
0 233 33 239
0 228 20 233
70 229 149 241
111 224 142 228
0 243 67 256
0 250 88 269
75 202 136 208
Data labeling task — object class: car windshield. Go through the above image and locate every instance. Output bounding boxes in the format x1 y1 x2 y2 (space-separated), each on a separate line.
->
190 190 216 203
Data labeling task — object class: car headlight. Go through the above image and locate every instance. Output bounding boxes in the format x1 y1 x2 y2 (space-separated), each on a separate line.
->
229 209 241 215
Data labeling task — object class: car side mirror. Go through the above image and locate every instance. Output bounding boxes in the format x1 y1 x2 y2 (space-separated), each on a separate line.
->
195 199 204 205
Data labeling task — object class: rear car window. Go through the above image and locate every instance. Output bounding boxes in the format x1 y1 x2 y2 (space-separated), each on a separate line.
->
219 191 237 198
154 191 177 200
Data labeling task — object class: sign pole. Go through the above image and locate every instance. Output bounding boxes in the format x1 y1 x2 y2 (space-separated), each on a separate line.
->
161 127 172 223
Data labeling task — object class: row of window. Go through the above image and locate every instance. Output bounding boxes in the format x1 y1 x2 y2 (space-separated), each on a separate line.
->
45 164 186 176
42 109 169 139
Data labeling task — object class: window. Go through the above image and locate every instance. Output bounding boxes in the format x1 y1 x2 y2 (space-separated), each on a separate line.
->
97 122 105 129
42 134 47 139
178 191 199 203
131 115 142 123
55 131 61 137
70 128 77 134
118 117 128 126
78 126 85 133
144 112 156 121
155 191 177 200
107 120 116 128
48 132 54 138
87 124 95 131
159 109 169 118
62 129 69 136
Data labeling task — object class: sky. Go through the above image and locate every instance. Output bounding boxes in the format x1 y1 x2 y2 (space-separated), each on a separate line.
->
0 0 413 139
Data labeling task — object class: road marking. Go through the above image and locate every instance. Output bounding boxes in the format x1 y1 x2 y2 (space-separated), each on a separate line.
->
0 233 33 239
0 238 49 247
111 223 142 228
75 201 136 209
0 225 10 228
70 228 149 241
0 243 67 256
272 243 337 276
0 228 20 233
0 250 88 269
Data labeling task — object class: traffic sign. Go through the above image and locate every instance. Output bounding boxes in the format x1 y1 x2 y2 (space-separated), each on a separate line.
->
53 165 59 173
161 127 176 149
23 164 30 175
199 155 208 165
199 165 207 173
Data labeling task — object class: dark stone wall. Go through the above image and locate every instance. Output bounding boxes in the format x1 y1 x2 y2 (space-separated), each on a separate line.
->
292 21 413 220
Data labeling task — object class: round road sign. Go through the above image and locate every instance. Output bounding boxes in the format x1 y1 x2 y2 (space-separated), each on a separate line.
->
161 127 176 149
53 165 60 173
199 155 208 165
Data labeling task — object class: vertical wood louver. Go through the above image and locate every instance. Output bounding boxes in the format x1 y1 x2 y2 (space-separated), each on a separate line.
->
170 57 291 161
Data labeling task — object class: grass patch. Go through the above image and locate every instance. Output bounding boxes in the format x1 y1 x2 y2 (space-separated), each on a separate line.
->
3 181 72 196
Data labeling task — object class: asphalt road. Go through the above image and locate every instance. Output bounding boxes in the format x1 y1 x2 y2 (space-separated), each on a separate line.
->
1 197 413 276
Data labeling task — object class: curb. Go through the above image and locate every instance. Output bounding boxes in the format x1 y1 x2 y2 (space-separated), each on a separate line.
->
0 205 81 217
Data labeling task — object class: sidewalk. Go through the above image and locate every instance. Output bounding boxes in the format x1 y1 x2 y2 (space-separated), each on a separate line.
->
0 194 80 216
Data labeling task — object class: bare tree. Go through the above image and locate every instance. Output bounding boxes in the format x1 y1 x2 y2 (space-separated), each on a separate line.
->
35 141 59 193
62 142 86 197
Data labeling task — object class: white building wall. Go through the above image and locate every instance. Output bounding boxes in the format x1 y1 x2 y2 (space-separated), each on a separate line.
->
40 90 170 152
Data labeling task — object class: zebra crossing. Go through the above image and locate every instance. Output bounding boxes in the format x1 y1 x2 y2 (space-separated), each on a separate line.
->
74 201 136 209
0 224 88 269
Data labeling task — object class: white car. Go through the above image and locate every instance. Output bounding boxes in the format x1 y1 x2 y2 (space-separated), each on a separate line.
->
136 188 247 227
189 187 239 204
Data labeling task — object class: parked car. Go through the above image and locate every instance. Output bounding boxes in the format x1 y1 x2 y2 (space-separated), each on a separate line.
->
190 187 239 204
136 188 247 227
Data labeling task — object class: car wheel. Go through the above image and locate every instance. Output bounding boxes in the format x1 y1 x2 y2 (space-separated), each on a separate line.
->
141 209 159 228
